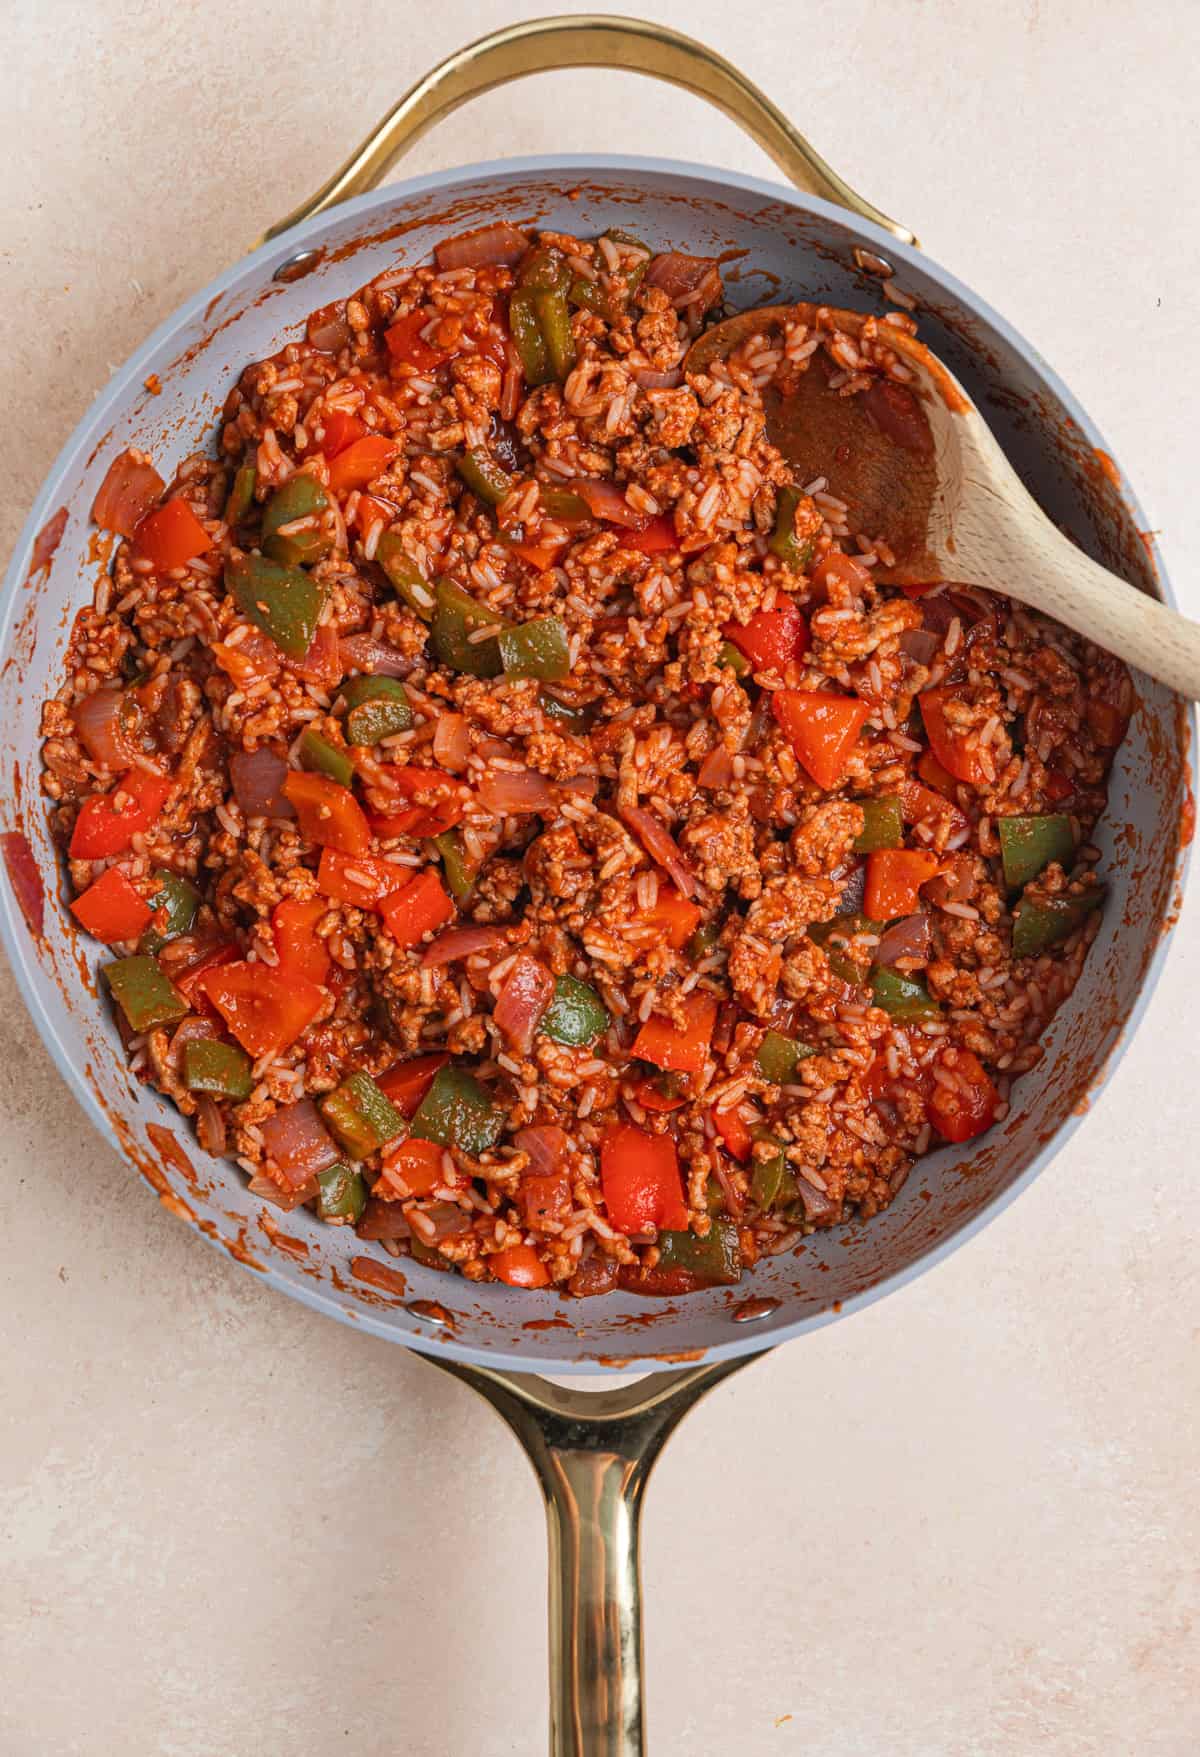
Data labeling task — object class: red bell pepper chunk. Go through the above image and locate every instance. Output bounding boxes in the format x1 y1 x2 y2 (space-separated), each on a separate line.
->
518 1171 572 1229
722 601 809 672
282 771 372 856
601 1123 688 1234
864 849 943 920
507 538 569 572
369 766 467 839
621 513 679 554
319 409 366 459
172 940 238 1009
919 688 990 786
897 579 943 599
771 690 871 790
385 311 450 371
917 747 959 797
377 1052 449 1117
69 769 172 860
199 960 324 1058
489 1244 552 1288
710 1103 753 1163
316 847 409 908
326 435 399 496
378 868 455 949
927 1048 999 1143
632 991 718 1077
70 865 153 943
1043 766 1075 804
92 450 165 537
134 497 213 571
378 1135 451 1199
272 897 332 986
634 885 702 951
900 775 969 838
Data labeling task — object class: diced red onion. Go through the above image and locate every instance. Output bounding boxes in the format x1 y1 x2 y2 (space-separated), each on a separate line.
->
645 251 720 303
434 222 530 271
421 924 509 968
195 1094 228 1156
899 627 940 667
573 478 647 529
619 804 700 899
478 767 555 815
795 1176 836 1223
874 912 932 966
710 1153 745 1220
698 746 734 789
356 1197 412 1240
261 1099 341 1186
433 712 470 773
248 1172 318 1212
307 307 352 353
338 632 413 678
1 832 43 937
421 1202 472 1241
72 689 141 770
631 367 684 390
493 953 555 1053
230 748 294 819
837 859 867 915
514 1125 568 1177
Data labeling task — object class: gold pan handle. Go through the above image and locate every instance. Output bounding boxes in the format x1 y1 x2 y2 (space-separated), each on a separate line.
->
258 14 916 249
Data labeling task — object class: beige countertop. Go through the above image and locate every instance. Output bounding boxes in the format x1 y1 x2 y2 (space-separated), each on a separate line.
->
2 3 1198 1752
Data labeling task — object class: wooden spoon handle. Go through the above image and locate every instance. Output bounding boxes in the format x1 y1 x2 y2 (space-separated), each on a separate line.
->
1021 542 1200 700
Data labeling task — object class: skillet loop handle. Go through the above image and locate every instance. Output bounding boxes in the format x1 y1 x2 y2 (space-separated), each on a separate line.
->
428 1357 750 1756
257 13 915 250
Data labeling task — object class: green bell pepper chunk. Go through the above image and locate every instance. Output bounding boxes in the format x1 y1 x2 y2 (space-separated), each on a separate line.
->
320 1071 404 1161
139 869 200 954
498 616 571 682
375 533 437 621
518 246 570 293
870 966 940 1021
568 231 649 318
316 1162 367 1223
183 1038 253 1101
105 954 189 1032
808 914 881 985
718 640 751 677
298 727 355 788
655 1221 742 1286
341 676 413 746
508 289 551 385
687 921 720 963
430 579 510 678
457 449 514 508
541 975 609 1047
749 1129 799 1213
532 288 576 381
410 1065 505 1156
756 1030 814 1085
999 813 1075 889
408 1234 453 1272
705 1174 727 1217
432 830 478 903
568 275 611 318
262 474 331 567
226 553 325 660
768 486 816 568
224 463 257 526
853 796 904 853
539 691 591 731
1011 886 1104 958
539 488 591 523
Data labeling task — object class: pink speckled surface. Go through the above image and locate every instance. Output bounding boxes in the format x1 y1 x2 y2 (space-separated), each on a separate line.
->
1 3 1197 1752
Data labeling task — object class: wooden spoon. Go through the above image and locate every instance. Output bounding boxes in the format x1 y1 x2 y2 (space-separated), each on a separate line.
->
686 304 1200 699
